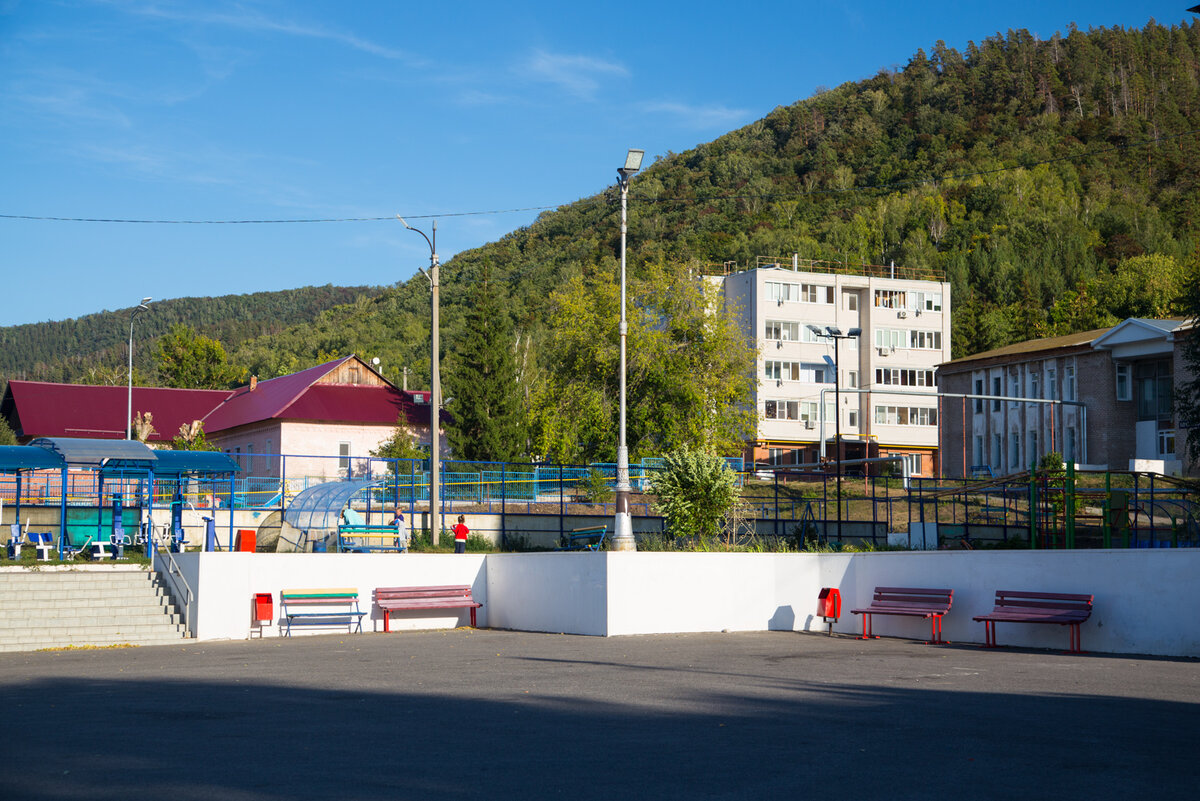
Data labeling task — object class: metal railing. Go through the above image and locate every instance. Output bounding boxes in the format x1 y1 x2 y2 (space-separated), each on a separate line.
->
149 525 194 637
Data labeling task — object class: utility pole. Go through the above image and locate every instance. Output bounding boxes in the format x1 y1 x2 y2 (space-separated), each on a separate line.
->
397 216 442 544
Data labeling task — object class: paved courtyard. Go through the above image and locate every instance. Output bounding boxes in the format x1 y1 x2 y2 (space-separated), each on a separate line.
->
0 629 1196 800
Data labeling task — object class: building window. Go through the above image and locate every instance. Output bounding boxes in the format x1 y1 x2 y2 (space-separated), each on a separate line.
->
973 436 983 466
873 290 907 308
764 400 802 420
1028 430 1038 465
1046 367 1057 400
339 442 351 471
1159 428 1176 458
1115 364 1131 401
909 291 942 312
847 409 859 427
876 368 936 387
874 328 905 349
1030 372 1040 399
1065 428 1077 461
764 320 801 341
1135 360 1174 421
848 371 859 388
844 291 858 311
974 379 984 413
992 377 1002 411
992 434 1002 469
764 361 832 383
767 448 783 465
902 453 923 476
247 444 254 472
1010 433 1020 468
910 330 942 350
872 405 938 426
1064 364 1076 401
1010 375 1020 400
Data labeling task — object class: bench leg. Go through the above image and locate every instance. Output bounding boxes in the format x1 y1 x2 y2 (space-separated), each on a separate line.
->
980 620 1000 648
857 613 878 640
926 615 948 645
1066 623 1086 654
469 608 477 628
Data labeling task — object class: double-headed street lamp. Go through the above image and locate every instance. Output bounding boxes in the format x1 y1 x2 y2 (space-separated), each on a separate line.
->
397 215 443 544
126 297 152 440
808 325 861 542
612 148 644 552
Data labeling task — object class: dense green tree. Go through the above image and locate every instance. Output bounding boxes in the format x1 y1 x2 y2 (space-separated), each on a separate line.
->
530 261 755 463
443 274 528 463
371 414 427 464
0 416 17 446
649 447 740 541
154 324 244 389
1175 256 1200 463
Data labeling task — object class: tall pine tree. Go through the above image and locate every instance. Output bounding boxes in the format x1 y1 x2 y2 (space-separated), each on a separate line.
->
444 274 527 462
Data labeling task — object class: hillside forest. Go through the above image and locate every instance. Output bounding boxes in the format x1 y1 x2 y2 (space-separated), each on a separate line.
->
4 20 1200 462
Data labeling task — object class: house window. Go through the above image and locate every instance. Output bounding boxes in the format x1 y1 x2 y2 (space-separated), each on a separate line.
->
974 379 984 413
1029 430 1039 465
339 442 351 471
848 371 859 389
1010 433 1020 468
874 290 907 308
1159 428 1176 458
247 444 254 473
1135 360 1173 420
872 406 937 426
974 436 984 466
992 434 1002 469
1046 367 1057 400
764 320 802 341
1065 428 1077 461
767 448 783 465
844 291 858 311
992 377 1002 411
1115 364 1131 401
874 328 905 349
902 453 923 476
764 400 801 420
1030 372 1040 399
1064 364 1076 401
847 409 859 427
1010 376 1020 400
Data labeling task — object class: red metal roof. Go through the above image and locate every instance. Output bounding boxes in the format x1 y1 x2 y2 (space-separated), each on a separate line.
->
201 357 348 432
3 381 233 441
284 385 417 425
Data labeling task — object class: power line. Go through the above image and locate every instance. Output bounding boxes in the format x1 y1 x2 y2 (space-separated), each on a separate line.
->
2 127 1195 224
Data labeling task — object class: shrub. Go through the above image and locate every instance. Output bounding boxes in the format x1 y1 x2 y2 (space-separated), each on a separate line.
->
649 447 739 543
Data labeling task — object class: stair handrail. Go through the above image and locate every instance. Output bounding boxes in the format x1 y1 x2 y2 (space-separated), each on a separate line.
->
149 523 194 637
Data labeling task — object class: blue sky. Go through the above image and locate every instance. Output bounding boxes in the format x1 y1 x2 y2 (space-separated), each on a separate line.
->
0 1 1177 327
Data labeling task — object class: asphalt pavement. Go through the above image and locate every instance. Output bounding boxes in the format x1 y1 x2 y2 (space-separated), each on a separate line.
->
0 629 1196 800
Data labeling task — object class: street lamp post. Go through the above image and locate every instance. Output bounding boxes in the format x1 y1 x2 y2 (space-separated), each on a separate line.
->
126 297 152 440
397 216 442 545
808 325 861 542
612 148 644 552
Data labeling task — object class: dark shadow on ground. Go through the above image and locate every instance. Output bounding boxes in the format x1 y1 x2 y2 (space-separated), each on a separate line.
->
1 661 1196 800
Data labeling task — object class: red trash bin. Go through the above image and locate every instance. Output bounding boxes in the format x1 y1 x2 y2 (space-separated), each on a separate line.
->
237 529 256 552
253 593 273 624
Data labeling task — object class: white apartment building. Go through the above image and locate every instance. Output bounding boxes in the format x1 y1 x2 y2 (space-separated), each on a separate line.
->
712 260 952 475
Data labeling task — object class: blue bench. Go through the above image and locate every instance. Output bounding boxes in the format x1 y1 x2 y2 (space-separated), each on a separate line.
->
280 589 365 636
558 526 608 551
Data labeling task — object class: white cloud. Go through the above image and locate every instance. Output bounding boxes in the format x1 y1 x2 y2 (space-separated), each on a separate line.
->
639 100 750 130
123 2 421 63
520 49 628 98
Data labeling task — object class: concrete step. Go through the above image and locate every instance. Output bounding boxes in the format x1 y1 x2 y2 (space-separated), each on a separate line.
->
0 568 189 652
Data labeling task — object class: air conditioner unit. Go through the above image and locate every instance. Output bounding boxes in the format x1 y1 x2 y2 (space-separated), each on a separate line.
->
777 298 784 306
804 421 815 430
915 309 922 317
776 379 783 387
898 310 907 318
878 346 891 356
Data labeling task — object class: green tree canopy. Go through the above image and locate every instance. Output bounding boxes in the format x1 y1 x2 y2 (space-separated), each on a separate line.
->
530 261 755 463
154 324 245 389
649 446 740 541
444 273 528 463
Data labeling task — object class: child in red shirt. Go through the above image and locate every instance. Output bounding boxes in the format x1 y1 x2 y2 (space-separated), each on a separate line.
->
452 515 469 554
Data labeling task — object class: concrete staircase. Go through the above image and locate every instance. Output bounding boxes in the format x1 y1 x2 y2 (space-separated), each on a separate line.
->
0 566 189 652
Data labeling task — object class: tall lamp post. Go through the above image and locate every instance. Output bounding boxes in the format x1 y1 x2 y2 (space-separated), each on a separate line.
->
808 325 861 542
126 297 152 440
612 148 644 552
397 216 442 544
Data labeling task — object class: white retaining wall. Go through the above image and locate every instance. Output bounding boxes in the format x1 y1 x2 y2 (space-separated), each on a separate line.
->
177 550 1200 657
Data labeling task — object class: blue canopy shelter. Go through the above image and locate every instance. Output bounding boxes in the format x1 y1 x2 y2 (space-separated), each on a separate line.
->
0 445 67 544
20 438 240 558
284 479 385 551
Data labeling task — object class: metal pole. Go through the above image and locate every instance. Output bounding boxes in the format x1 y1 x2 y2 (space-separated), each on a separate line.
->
612 174 635 551
430 221 441 544
127 315 135 440
834 340 842 543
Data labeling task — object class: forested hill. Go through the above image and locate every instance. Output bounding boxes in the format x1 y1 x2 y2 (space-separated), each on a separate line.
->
7 20 1199 393
0 285 383 384
225 19 1200 388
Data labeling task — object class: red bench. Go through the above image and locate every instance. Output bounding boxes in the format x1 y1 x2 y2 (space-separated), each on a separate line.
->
374 585 481 632
851 587 954 644
973 590 1093 654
